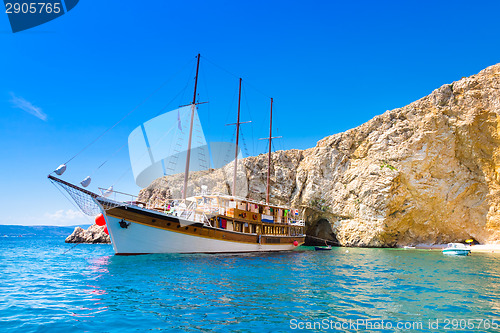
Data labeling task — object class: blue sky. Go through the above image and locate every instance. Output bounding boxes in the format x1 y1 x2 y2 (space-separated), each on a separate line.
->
1 0 499 225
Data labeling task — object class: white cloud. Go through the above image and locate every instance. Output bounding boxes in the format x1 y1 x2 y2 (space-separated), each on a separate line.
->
43 209 91 226
9 92 47 121
1 209 93 226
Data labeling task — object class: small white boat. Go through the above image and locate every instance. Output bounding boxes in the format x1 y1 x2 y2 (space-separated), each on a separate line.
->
314 245 332 251
442 243 471 256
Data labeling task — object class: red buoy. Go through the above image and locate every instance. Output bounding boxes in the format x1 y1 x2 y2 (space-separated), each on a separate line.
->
293 240 299 247
103 226 109 235
95 213 106 226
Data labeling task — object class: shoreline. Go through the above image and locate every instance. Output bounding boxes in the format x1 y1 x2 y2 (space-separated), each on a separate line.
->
408 244 500 253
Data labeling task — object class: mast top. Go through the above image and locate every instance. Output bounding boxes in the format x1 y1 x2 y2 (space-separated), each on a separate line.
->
183 53 201 199
191 53 201 105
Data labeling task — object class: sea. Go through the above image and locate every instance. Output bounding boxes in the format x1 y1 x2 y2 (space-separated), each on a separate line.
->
1 232 499 332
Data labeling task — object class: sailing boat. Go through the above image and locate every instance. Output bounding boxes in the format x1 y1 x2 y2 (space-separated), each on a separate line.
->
49 54 306 254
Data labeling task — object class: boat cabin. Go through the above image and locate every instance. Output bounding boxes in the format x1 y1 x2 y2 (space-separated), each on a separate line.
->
151 194 304 237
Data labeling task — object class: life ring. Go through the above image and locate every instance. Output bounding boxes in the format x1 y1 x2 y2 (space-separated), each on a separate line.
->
252 214 257 220
242 212 247 218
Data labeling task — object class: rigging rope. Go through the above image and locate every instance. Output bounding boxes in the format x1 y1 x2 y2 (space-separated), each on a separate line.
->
78 65 196 182
179 62 196 106
61 242 81 255
200 63 211 126
276 127 286 152
50 180 97 220
154 77 192 117
109 110 191 188
219 86 238 144
62 57 196 166
239 126 250 157
222 126 237 166
241 84 256 156
202 55 272 99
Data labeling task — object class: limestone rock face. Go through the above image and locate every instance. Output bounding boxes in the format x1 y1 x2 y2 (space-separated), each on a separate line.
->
138 63 500 247
65 224 110 244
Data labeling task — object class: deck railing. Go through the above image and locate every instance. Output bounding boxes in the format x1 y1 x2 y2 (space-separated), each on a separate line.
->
98 187 303 228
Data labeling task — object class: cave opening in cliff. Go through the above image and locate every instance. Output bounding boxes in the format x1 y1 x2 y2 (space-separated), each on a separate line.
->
305 219 339 246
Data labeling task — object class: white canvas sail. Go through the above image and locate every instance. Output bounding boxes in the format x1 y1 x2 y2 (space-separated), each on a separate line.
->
129 106 245 188
128 106 210 188
210 142 243 169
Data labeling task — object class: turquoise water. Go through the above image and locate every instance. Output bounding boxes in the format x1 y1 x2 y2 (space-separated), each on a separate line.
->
1 237 499 332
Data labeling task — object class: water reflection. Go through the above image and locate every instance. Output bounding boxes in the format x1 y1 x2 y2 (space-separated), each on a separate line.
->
72 247 500 331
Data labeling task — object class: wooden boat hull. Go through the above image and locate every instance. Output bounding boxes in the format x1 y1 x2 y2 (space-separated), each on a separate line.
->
102 203 305 254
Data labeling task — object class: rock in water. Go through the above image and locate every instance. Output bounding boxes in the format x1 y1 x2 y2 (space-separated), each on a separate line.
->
138 63 500 247
65 224 110 244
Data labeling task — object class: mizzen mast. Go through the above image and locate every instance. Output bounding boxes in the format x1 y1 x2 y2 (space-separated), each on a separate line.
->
260 98 281 204
183 53 201 200
233 78 242 197
227 78 251 197
266 98 273 204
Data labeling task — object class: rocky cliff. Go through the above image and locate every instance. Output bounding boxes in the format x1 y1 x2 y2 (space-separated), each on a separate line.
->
65 224 110 244
139 63 500 247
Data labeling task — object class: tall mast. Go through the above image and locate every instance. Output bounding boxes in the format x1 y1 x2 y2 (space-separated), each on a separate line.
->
266 98 273 204
183 53 200 200
259 98 281 204
232 78 242 197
